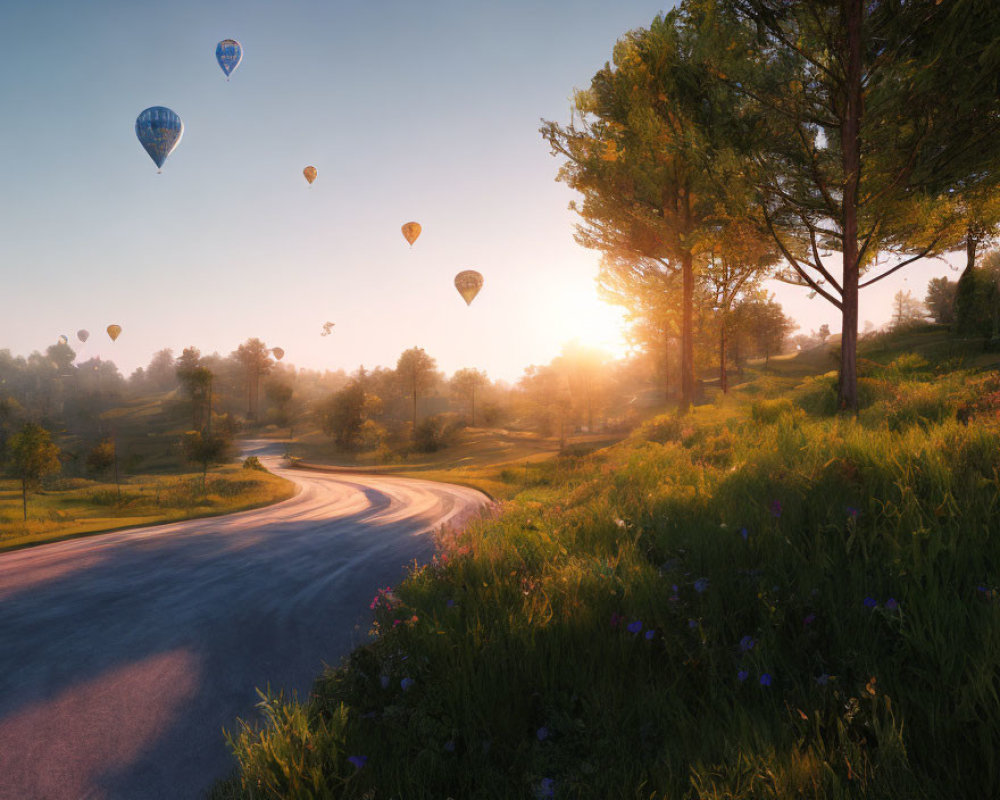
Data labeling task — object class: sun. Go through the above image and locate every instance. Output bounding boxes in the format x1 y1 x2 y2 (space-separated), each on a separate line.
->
542 281 630 359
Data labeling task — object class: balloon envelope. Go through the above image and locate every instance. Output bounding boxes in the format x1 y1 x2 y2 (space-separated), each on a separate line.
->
303 166 317 184
454 270 484 306
77 329 89 343
401 221 421 246
272 347 284 361
107 324 122 342
58 335 68 345
136 107 183 170
216 39 242 77
321 321 335 336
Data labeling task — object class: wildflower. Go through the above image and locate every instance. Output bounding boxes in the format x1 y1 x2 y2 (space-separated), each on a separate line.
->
847 506 860 519
863 596 877 609
885 598 898 611
737 669 749 682
645 629 655 641
815 673 830 686
446 599 456 608
693 578 709 593
536 726 550 741
379 675 390 689
770 500 782 518
688 618 698 629
537 777 556 798
739 635 756 652
348 755 367 769
444 740 455 752
627 620 643 634
610 612 623 628
760 673 773 687
400 677 414 691
740 527 749 541
803 613 816 626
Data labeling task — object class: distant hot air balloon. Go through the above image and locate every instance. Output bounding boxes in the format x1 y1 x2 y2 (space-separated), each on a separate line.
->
303 166 317 184
216 39 242 79
321 321 335 336
272 347 284 361
107 324 122 342
454 270 484 306
77 329 90 343
58 335 68 345
401 222 421 246
136 107 183 172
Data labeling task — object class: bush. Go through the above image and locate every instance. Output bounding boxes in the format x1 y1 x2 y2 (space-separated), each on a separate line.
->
749 397 797 424
242 456 266 471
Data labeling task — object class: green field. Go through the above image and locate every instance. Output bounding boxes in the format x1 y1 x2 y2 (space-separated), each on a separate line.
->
0 464 295 552
214 329 1000 799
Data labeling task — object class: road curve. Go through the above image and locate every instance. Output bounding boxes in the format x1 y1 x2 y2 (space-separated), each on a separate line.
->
0 443 489 799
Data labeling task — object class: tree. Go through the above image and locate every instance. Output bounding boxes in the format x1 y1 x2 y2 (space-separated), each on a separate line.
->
6 422 61 521
955 250 1000 340
450 368 488 426
541 11 757 413
144 348 176 392
182 430 230 487
395 347 438 431
925 277 958 326
319 381 382 451
232 339 273 422
690 0 1000 410
86 437 120 498
890 290 926 330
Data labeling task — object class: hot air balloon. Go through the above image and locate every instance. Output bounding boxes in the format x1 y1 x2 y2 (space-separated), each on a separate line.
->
107 324 122 342
58 335 68 345
216 39 242 79
401 222 421 246
321 321 335 336
77 329 90 343
303 166 317 184
135 107 183 172
272 347 285 361
454 270 484 306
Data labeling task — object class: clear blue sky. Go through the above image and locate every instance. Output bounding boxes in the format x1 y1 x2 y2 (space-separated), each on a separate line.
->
0 0 958 381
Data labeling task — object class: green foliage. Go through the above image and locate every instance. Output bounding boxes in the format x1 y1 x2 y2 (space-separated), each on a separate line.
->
413 415 464 453
242 456 266 472
86 439 116 475
223 366 1000 798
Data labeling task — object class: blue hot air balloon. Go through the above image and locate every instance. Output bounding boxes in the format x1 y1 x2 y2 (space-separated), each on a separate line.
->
135 107 183 171
216 39 242 79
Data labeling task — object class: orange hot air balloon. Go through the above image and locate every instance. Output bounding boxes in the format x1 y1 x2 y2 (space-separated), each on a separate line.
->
107 324 122 342
272 347 285 361
454 270 484 306
401 221 421 246
303 166 317 184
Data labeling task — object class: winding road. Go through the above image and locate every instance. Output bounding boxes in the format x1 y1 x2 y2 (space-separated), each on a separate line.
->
0 443 488 799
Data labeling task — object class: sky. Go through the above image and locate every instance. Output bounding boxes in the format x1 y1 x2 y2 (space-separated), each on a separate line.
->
0 0 964 382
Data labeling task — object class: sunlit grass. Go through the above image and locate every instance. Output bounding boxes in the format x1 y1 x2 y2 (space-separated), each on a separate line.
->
216 354 1000 799
0 464 295 551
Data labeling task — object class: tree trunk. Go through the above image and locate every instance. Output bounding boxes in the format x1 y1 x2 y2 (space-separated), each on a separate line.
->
955 230 979 336
663 332 671 401
837 0 863 413
720 318 728 394
680 250 695 413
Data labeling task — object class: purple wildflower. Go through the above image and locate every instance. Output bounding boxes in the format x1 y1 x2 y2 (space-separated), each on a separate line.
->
740 527 749 541
815 673 830 686
645 629 655 641
446 599 456 608
444 740 455 752
760 673 773 687
693 578 709 593
348 755 368 769
688 618 698 629
739 635 756 652
863 596 877 609
537 778 556 798
847 506 860 519
400 677 414 691
379 675 390 689
610 612 623 628
770 500 782 518
536 726 550 741
627 620 643 634
803 613 816 626
885 598 898 611
737 669 749 682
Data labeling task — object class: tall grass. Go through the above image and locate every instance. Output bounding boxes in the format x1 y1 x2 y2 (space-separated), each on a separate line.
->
219 372 1000 799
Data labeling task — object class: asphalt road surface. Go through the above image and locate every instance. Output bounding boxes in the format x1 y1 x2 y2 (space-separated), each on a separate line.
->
0 443 488 799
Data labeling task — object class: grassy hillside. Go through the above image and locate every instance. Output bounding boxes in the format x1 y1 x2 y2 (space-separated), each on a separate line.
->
213 334 1000 799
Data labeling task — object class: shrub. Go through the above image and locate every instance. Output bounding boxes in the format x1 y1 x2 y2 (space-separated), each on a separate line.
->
242 456 266 471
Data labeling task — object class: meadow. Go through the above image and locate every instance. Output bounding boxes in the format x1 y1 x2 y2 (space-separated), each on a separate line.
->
212 334 1000 799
